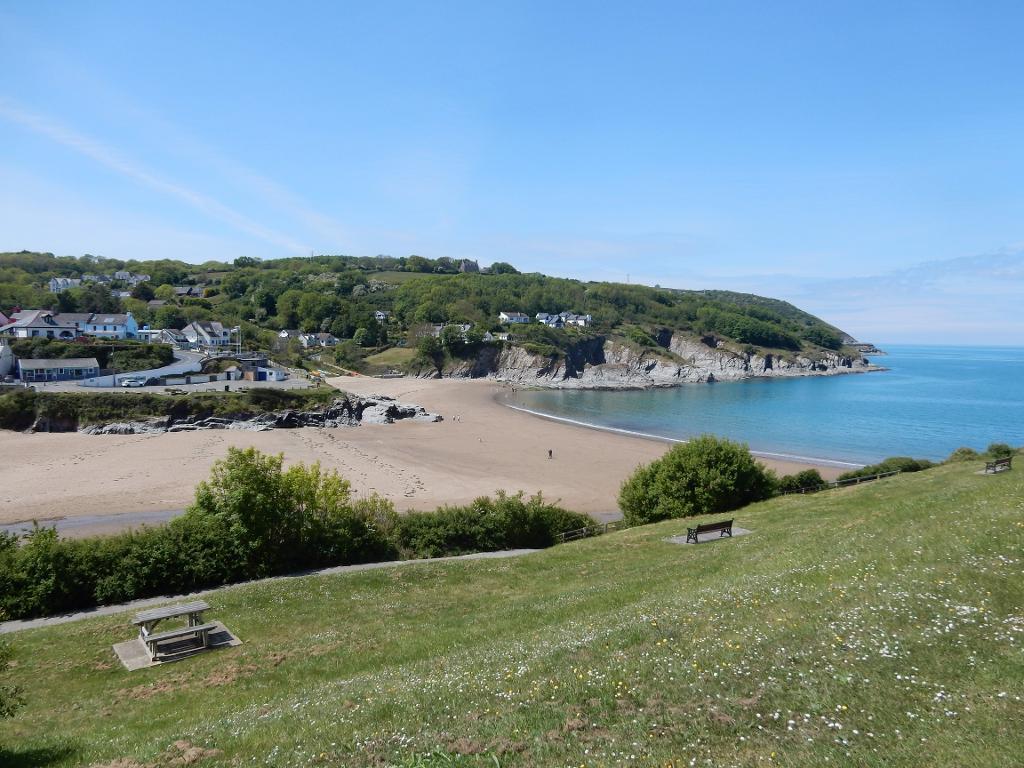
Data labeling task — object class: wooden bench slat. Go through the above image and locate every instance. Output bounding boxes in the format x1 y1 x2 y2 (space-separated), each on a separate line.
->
144 622 218 644
132 600 210 624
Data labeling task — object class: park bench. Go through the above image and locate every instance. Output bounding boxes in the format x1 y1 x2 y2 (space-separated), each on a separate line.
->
686 518 733 544
984 456 1012 474
142 622 218 660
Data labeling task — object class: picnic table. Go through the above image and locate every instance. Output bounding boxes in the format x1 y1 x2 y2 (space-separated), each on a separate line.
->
131 601 216 660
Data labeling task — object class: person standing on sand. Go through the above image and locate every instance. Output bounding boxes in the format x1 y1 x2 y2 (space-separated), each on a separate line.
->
548 449 553 459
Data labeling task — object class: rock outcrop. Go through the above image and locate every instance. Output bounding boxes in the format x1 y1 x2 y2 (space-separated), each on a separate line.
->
77 395 442 435
426 332 880 390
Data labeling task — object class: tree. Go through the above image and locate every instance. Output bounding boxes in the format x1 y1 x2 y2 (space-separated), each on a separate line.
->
618 435 775 526
130 282 155 301
489 261 519 274
417 335 446 375
439 324 467 357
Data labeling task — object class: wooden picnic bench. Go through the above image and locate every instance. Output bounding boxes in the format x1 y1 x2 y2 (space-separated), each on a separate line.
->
132 601 213 660
984 456 1012 474
686 518 734 544
141 623 218 659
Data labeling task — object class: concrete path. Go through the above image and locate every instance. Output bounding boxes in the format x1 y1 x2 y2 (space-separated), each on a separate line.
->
0 548 540 635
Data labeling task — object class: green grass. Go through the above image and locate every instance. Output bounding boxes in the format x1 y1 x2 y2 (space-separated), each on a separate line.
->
364 347 417 368
2 462 1022 767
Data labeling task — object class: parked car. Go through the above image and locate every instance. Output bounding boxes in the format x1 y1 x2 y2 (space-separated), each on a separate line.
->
120 376 148 387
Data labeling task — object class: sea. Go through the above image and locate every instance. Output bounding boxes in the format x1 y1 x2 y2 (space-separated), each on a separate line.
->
511 345 1024 468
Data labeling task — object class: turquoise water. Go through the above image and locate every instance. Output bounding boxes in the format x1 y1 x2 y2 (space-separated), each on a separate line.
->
512 346 1024 467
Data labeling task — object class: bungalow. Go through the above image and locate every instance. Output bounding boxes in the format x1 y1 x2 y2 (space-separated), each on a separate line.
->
48 277 82 293
182 320 233 348
17 357 100 382
499 311 530 324
374 310 391 323
0 310 77 340
83 312 139 340
172 284 206 298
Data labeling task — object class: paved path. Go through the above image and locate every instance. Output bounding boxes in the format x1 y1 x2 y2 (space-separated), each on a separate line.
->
0 548 540 634
1 509 185 538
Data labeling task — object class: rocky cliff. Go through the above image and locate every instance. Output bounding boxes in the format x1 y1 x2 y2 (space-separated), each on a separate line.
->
431 333 879 390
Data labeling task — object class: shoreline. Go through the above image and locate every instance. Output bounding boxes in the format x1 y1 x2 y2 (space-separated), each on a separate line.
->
498 398 865 469
0 377 849 535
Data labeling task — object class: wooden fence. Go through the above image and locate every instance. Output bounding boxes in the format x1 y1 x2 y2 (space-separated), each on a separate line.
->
554 520 622 544
779 469 902 496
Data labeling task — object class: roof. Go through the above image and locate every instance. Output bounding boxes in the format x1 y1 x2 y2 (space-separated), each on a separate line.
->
18 357 99 369
0 310 77 330
56 312 94 324
89 314 130 325
501 311 529 317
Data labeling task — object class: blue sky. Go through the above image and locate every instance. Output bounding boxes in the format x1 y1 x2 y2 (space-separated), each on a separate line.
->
1 1 1022 344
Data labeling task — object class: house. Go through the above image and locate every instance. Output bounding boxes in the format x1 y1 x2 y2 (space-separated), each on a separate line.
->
499 311 530 324
113 270 133 282
0 310 78 339
182 320 233 348
128 273 151 286
147 300 167 309
457 259 479 273
81 273 111 284
48 277 82 293
17 357 100 382
83 312 139 340
55 312 95 335
300 332 338 349
374 310 391 323
156 328 188 347
172 284 206 298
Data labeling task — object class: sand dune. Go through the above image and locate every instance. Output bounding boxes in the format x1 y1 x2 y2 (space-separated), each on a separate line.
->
0 377 842 529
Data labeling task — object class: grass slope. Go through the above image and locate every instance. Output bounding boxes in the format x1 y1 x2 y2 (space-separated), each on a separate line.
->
1 462 1022 767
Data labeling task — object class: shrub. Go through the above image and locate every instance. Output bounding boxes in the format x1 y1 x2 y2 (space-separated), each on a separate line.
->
946 446 980 462
837 456 935 482
394 492 591 558
618 435 776 526
776 469 826 494
0 449 591 619
986 443 1015 459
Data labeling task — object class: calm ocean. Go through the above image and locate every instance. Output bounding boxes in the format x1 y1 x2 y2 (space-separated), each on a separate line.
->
512 345 1024 467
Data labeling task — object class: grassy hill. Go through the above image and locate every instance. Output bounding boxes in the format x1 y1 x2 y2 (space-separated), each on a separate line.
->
2 461 1021 767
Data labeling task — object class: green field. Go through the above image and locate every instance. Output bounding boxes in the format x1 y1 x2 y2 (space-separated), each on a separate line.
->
1 461 1022 767
364 346 418 368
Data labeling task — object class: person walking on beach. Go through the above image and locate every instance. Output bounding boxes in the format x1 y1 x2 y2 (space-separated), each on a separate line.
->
548 449 553 459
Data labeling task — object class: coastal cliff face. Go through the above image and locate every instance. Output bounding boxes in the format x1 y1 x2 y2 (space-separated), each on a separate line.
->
434 334 878 390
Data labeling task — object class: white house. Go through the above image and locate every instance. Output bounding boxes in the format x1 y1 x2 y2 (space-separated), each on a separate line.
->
299 332 338 348
374 310 391 323
83 312 139 340
499 311 530 324
48 277 82 293
182 320 233 348
0 311 77 339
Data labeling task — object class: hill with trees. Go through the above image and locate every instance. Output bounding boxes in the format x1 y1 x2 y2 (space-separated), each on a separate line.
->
0 250 869 381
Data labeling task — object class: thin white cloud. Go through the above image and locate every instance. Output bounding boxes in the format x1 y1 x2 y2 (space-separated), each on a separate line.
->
0 100 309 253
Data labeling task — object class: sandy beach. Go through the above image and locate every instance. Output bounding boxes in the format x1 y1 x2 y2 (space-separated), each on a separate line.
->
0 377 844 532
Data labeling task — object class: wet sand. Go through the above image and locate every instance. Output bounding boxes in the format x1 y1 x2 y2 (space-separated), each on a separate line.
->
0 377 844 535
